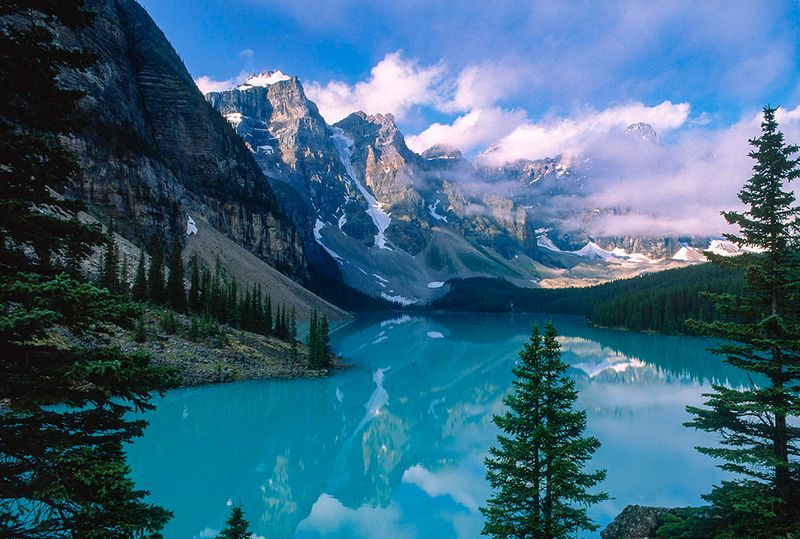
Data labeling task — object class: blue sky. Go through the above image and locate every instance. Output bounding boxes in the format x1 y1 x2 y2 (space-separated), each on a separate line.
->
141 0 799 126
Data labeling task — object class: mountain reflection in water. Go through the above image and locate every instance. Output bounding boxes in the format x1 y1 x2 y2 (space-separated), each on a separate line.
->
128 313 740 539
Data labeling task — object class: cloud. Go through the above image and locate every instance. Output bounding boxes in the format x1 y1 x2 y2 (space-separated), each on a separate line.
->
305 52 447 123
480 101 691 164
238 48 255 58
406 107 527 154
562 105 800 237
296 494 414 539
194 71 250 94
439 61 531 113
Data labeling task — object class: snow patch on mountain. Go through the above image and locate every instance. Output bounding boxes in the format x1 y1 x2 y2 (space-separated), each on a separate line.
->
186 216 197 236
428 199 448 222
427 281 445 289
380 293 419 306
238 71 291 89
672 245 706 262
330 127 393 249
314 219 343 262
223 112 243 129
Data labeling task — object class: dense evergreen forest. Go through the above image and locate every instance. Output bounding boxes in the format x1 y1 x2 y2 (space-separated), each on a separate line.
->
433 263 743 334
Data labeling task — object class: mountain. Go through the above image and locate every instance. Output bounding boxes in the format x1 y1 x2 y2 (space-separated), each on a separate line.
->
54 0 345 319
206 77 715 300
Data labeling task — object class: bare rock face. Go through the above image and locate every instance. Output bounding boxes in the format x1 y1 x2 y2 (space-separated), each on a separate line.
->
57 0 305 276
206 79 378 258
601 505 677 539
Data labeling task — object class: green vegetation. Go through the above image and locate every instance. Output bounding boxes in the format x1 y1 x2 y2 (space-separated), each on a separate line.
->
660 107 800 537
482 322 607 538
216 504 252 539
307 309 334 368
0 1 175 535
434 263 742 334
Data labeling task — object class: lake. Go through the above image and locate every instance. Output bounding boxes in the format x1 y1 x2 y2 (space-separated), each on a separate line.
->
127 313 745 538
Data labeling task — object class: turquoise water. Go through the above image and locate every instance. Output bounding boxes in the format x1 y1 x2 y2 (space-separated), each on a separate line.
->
127 313 745 539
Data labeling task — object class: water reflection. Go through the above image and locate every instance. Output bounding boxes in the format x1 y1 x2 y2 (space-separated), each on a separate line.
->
128 313 738 539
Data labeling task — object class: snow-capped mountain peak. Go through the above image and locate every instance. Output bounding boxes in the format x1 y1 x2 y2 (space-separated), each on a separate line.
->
237 70 292 89
625 122 662 145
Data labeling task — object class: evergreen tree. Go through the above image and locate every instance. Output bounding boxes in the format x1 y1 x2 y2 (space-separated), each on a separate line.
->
119 252 129 294
319 315 331 366
216 504 252 539
199 266 211 313
0 1 175 534
307 310 320 367
188 254 201 313
481 322 607 538
289 305 297 342
147 234 165 304
674 106 800 536
264 295 273 336
165 238 186 312
131 248 148 302
98 216 120 293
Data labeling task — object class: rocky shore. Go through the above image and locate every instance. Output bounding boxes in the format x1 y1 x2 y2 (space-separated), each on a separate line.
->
54 310 336 388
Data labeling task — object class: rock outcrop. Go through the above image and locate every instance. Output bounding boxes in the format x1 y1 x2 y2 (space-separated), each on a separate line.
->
601 505 680 539
57 0 306 277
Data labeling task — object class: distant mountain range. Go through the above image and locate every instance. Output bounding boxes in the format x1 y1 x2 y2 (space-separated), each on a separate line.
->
54 1 742 309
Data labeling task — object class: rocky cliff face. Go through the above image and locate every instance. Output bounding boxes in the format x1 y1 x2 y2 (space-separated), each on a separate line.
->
57 0 305 276
203 69 713 300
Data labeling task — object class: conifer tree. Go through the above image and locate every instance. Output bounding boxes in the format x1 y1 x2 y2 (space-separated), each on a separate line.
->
98 216 120 293
165 238 186 312
148 234 165 304
264 295 273 336
188 254 201 313
319 315 331 366
131 248 148 302
481 322 607 538
253 284 264 333
289 305 297 342
199 266 211 313
119 252 129 294
0 1 175 534
216 504 252 539
674 106 800 536
307 310 320 366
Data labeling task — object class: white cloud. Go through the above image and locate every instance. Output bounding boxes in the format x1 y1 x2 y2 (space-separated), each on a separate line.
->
305 52 447 123
238 48 255 58
406 107 527 154
401 464 486 511
296 494 414 539
439 62 530 113
194 71 250 94
480 101 691 164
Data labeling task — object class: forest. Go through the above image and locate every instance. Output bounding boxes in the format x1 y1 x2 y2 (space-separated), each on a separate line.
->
433 262 743 334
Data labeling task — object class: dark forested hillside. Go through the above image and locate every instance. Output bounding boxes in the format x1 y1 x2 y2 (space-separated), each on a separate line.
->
433 263 743 334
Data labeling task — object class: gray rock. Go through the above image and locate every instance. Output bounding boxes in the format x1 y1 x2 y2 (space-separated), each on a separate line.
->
601 504 679 539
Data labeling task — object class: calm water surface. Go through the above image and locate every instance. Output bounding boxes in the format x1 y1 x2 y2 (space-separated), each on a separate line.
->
127 313 745 539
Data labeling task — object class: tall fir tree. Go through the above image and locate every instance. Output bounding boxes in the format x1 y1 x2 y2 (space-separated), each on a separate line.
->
188 254 201 313
216 504 252 539
98 216 120 293
165 238 186 313
289 305 297 342
307 310 320 367
319 315 332 366
131 248 148 302
119 252 129 294
147 234 165 304
0 1 176 535
674 106 800 537
264 294 273 336
481 322 607 538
